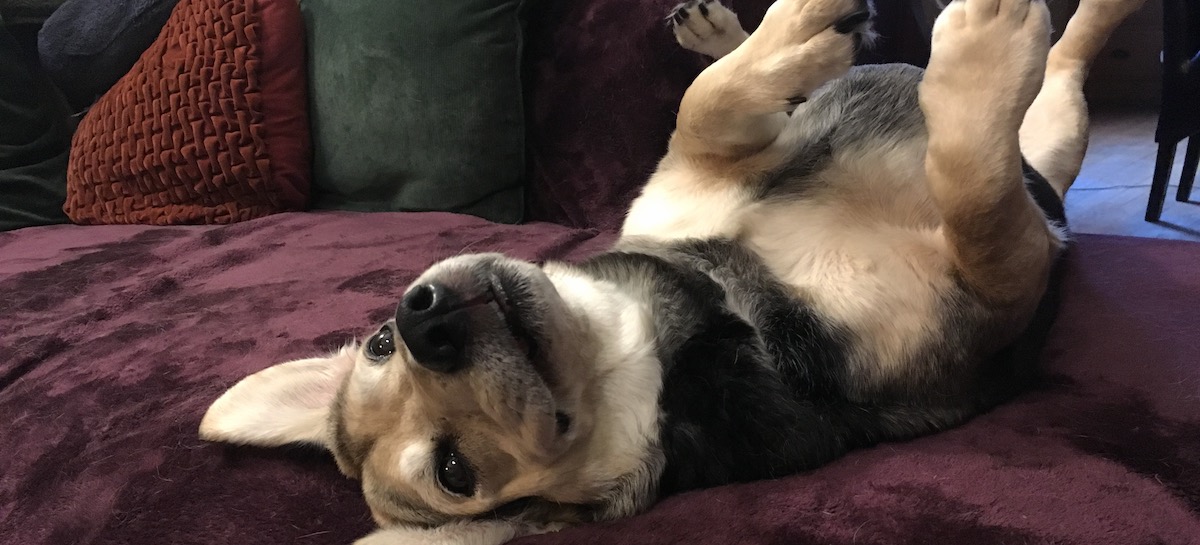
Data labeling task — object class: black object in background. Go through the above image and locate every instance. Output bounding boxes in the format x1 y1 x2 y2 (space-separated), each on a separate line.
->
0 15 72 232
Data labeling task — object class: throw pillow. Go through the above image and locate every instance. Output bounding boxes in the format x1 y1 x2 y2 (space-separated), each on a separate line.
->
301 0 526 224
63 0 310 225
38 0 182 111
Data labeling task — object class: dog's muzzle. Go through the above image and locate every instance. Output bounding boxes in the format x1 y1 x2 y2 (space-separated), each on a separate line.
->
397 265 534 375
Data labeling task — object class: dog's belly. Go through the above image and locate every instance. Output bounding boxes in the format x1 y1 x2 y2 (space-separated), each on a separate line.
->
621 168 754 240
624 140 960 389
742 193 955 389
623 63 984 390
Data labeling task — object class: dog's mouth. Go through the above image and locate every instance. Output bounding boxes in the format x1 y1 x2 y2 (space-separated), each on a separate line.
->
485 273 562 394
401 256 574 442
486 275 538 359
485 271 572 436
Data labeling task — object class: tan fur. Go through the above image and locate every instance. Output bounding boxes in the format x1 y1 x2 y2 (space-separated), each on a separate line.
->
670 0 859 163
202 253 666 544
917 0 1060 314
630 0 1142 382
1019 0 1149 196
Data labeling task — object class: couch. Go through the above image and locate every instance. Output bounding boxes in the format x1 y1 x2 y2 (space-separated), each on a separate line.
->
2 1 1200 544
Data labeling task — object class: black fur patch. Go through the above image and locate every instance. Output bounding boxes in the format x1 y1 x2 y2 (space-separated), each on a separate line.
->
580 233 1067 496
1022 159 1067 224
578 245 846 493
581 240 973 495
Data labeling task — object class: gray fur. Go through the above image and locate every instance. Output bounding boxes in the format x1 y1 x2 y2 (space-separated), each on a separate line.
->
759 64 928 199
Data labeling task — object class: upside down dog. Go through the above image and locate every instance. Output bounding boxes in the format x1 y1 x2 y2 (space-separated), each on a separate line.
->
200 0 1146 542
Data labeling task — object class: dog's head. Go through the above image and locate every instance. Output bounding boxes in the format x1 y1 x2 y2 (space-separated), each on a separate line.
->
200 253 664 531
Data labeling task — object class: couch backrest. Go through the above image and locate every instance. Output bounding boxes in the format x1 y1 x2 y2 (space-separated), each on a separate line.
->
521 0 767 231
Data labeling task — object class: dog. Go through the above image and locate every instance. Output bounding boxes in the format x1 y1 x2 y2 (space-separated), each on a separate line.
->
199 0 1145 543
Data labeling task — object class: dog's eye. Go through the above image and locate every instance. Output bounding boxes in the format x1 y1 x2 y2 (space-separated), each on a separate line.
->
435 444 476 497
365 327 395 361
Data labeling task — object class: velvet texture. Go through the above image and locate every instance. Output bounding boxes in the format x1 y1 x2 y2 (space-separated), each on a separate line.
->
302 0 526 223
1 212 1198 544
63 0 310 225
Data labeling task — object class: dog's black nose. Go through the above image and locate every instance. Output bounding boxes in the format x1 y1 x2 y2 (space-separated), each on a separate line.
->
397 283 470 373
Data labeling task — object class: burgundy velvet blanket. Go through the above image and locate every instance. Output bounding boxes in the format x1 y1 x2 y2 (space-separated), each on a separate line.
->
1 211 1198 544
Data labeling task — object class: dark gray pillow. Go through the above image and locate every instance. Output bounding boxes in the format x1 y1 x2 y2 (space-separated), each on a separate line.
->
302 0 526 223
1 17 70 232
37 0 180 110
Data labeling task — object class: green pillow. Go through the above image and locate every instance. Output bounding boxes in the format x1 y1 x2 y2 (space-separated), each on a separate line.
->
301 0 526 223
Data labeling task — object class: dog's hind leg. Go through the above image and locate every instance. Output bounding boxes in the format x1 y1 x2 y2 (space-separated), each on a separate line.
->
669 0 870 163
919 0 1061 310
1018 0 1147 198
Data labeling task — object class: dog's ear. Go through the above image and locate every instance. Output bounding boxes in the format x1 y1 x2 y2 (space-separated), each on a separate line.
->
199 346 357 449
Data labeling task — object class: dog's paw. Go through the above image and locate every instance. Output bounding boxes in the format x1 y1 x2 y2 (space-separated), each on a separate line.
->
353 521 525 545
922 0 1050 130
756 0 872 47
736 0 871 105
668 0 749 59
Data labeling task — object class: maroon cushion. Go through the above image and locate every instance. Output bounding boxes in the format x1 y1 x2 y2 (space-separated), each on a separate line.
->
256 0 312 213
1 217 1198 544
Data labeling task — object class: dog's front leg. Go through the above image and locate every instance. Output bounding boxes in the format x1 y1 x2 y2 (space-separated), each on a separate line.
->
622 0 870 241
670 0 870 162
354 521 560 545
919 0 1057 313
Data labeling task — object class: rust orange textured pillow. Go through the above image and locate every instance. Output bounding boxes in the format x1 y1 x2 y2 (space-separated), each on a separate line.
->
64 0 310 225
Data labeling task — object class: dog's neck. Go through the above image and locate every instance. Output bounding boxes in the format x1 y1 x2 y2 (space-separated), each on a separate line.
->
532 262 665 516
551 245 854 496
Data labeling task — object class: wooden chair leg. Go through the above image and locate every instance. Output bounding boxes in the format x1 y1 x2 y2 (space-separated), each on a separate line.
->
1146 141 1177 222
1175 136 1198 202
